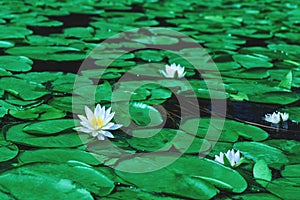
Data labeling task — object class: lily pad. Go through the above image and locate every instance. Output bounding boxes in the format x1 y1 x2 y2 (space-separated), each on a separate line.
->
128 128 211 153
0 25 32 39
9 104 66 120
23 119 77 135
6 46 86 61
0 56 32 72
0 173 93 200
181 118 269 142
18 148 105 166
6 123 91 148
281 107 300 122
0 141 19 163
113 102 163 127
6 162 115 197
234 142 289 169
266 178 300 199
253 159 272 187
0 77 49 100
115 154 247 199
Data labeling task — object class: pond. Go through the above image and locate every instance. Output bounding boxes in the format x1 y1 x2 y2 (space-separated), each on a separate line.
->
0 0 299 199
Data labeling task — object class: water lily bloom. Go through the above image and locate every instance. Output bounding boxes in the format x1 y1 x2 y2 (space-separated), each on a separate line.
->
215 149 241 167
74 104 122 140
160 63 186 78
264 111 289 124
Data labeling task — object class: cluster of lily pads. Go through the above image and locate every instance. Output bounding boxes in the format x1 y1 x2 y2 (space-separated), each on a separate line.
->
0 0 300 199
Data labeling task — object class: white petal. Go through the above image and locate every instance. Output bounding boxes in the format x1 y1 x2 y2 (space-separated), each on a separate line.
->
74 126 92 133
97 134 105 140
77 114 88 123
165 66 176 77
234 150 241 163
102 131 114 138
105 107 112 118
91 131 99 137
214 152 224 164
85 106 94 122
102 123 122 130
104 112 115 124
225 150 235 166
94 104 102 116
80 120 91 128
99 105 106 119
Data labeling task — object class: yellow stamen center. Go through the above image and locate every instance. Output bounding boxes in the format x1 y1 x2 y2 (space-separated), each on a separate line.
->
92 117 105 129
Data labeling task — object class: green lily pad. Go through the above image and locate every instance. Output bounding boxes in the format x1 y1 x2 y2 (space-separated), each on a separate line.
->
233 54 273 69
115 154 247 199
0 141 19 163
0 40 14 48
0 107 7 118
222 68 270 79
249 91 300 105
278 70 293 90
134 50 164 62
23 119 77 135
253 160 272 187
9 104 66 120
181 118 268 142
0 25 32 39
63 27 94 39
15 71 63 84
233 193 281 200
0 56 33 72
128 128 211 153
281 107 300 122
131 35 179 45
113 102 163 127
18 148 105 166
266 179 300 199
104 186 182 200
0 77 49 100
6 46 86 61
234 142 289 169
6 123 91 148
281 164 300 182
0 173 93 200
6 162 115 197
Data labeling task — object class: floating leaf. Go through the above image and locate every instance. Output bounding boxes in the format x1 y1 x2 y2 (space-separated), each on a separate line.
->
266 179 300 199
131 35 179 45
18 148 105 166
115 154 247 199
233 54 273 69
278 70 293 90
6 123 91 148
234 142 289 169
0 77 48 100
6 46 86 61
113 102 163 127
0 141 19 163
128 128 211 153
0 26 32 39
6 162 115 197
181 118 268 142
0 173 93 200
23 119 77 135
9 104 66 120
0 56 32 72
253 160 272 187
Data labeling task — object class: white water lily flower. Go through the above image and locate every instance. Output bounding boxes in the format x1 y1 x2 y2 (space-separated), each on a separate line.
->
74 104 122 140
215 149 241 167
160 63 186 78
280 112 289 121
264 111 289 124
